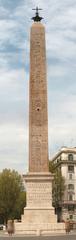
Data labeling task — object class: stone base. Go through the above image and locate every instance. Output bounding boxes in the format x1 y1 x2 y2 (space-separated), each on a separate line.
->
15 221 65 236
22 207 57 224
15 173 65 235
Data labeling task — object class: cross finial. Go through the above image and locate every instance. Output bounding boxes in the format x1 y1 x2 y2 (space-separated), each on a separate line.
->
32 6 43 22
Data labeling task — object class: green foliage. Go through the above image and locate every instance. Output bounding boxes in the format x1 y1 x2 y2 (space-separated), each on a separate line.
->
0 169 26 224
52 170 65 207
49 161 65 208
14 191 26 220
49 161 57 173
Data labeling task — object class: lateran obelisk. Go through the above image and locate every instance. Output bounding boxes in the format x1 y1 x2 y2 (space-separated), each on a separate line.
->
15 8 65 235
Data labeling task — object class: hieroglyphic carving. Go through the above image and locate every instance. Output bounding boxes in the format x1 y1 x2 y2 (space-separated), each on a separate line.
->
29 23 48 172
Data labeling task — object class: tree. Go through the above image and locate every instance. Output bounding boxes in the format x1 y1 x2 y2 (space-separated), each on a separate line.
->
49 161 65 221
0 169 26 224
14 191 26 220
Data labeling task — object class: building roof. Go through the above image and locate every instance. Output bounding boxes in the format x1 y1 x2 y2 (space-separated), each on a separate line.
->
51 147 76 162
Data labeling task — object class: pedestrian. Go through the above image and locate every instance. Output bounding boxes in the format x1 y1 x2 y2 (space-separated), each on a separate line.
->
65 218 70 234
7 219 14 236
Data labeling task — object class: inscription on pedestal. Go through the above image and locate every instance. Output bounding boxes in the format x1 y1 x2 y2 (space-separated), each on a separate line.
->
27 181 52 208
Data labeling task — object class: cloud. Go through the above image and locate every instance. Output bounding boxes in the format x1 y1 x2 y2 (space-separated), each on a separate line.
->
0 68 29 124
48 89 76 158
0 67 29 173
0 123 28 173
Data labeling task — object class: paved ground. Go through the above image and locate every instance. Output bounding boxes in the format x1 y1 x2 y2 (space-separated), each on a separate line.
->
0 233 76 240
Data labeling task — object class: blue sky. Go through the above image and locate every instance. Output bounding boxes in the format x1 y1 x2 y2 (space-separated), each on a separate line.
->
0 0 76 173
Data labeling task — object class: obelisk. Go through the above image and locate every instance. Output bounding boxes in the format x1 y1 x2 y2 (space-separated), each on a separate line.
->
22 7 57 229
15 7 65 235
29 7 48 173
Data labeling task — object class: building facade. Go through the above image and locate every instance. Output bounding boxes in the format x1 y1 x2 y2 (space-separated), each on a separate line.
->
51 147 76 221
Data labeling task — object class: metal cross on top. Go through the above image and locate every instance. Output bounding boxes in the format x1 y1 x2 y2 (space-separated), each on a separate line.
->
32 7 43 22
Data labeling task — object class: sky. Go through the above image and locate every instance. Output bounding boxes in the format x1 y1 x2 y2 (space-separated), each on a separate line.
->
0 0 76 173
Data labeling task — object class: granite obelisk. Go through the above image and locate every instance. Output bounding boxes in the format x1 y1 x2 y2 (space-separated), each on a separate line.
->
15 8 65 235
29 8 48 173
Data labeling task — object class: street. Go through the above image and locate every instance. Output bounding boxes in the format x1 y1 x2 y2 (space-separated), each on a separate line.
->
0 233 76 240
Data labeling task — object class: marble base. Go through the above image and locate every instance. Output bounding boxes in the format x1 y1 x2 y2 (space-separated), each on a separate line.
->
15 173 65 235
15 222 65 236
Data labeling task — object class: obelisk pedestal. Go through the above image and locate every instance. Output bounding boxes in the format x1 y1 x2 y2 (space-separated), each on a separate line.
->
15 10 65 235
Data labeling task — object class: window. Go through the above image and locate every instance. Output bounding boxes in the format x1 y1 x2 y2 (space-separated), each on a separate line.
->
68 154 73 161
69 194 73 201
64 205 68 209
69 174 72 180
68 205 74 211
70 215 73 220
68 165 74 172
57 159 59 163
68 184 74 190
